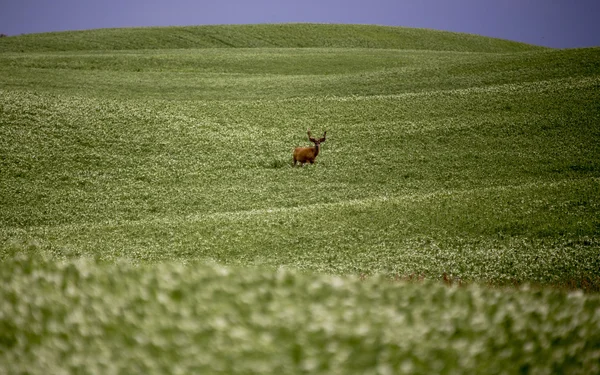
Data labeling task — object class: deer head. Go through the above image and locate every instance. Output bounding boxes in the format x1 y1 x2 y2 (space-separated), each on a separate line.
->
307 129 326 145
293 128 327 166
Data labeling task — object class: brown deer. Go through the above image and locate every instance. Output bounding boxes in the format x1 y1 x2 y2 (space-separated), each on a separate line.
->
293 129 327 166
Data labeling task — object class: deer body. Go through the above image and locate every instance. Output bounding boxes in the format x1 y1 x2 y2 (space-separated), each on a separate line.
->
293 129 326 166
293 144 320 165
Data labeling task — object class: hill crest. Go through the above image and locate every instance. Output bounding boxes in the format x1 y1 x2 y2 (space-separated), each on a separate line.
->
0 23 547 53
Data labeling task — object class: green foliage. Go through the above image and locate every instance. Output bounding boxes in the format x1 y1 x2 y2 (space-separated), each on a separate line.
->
1 48 598 284
0 23 546 53
1 256 599 374
1 24 599 374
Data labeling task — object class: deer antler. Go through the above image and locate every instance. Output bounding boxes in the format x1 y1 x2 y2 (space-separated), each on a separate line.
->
307 128 316 142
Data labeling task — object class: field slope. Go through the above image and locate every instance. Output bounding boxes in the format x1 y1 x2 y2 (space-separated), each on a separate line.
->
1 24 599 374
0 23 546 52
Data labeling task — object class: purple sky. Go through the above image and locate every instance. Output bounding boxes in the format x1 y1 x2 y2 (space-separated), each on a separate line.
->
1 0 599 49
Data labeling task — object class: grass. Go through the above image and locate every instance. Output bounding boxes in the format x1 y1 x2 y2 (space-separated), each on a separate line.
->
0 23 546 53
1 24 599 373
1 256 599 374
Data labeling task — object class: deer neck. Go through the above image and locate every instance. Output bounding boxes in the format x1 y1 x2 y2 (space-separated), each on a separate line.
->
313 143 320 157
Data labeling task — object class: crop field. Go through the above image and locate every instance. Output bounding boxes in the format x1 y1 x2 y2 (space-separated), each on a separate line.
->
1 24 599 373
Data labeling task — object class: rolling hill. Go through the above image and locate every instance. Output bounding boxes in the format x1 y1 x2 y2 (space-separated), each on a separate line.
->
0 23 547 52
1 24 599 374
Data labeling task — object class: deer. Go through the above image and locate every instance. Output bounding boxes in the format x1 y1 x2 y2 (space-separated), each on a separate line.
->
293 129 327 166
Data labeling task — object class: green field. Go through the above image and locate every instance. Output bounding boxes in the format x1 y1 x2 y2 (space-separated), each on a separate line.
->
1 24 599 374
